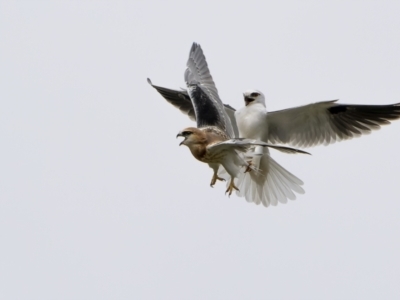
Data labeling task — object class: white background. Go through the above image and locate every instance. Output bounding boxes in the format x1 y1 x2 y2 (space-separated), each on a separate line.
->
1 1 400 299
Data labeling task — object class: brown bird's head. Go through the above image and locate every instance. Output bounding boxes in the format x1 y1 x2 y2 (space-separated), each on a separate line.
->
176 127 206 147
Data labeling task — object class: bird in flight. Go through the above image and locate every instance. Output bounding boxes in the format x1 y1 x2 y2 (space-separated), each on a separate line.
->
233 90 400 205
149 44 400 207
236 89 400 148
149 43 309 202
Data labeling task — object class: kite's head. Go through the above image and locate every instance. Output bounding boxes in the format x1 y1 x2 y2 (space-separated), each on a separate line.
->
243 89 266 107
176 127 204 147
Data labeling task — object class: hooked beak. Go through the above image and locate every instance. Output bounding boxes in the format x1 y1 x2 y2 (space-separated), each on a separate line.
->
176 132 184 146
244 95 254 106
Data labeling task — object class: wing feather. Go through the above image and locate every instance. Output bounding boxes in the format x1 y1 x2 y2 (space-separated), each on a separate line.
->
148 77 239 135
207 139 310 155
267 100 400 147
185 43 236 137
147 78 195 121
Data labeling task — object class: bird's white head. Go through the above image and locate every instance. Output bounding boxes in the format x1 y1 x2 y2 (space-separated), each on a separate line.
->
243 89 266 107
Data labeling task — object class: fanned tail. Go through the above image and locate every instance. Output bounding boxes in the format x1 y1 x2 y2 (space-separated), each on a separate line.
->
219 146 304 207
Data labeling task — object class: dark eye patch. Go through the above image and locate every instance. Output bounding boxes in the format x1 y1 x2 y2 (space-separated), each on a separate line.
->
182 131 192 136
250 92 259 97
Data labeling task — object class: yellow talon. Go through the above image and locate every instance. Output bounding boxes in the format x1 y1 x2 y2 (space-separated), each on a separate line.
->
210 173 225 187
225 178 239 196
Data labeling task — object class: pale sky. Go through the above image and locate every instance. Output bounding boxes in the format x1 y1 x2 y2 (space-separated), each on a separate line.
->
1 1 400 299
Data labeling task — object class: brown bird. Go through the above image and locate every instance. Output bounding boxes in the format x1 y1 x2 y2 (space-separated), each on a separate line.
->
177 126 254 195
176 124 304 195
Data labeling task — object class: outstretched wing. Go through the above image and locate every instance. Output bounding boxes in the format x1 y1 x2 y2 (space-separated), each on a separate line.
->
184 43 236 138
147 78 239 136
147 78 195 121
267 100 400 147
207 139 310 155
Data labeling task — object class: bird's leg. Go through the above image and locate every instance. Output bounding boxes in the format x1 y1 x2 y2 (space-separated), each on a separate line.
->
225 177 239 196
210 170 225 187
244 160 253 173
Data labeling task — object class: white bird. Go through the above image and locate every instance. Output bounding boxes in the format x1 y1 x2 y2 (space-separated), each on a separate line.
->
237 89 400 148
149 43 308 205
232 89 400 206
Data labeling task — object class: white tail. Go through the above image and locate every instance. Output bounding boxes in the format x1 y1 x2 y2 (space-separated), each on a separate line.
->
219 146 304 207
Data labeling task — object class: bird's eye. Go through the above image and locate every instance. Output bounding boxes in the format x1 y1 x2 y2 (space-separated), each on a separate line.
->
182 131 192 136
250 92 259 97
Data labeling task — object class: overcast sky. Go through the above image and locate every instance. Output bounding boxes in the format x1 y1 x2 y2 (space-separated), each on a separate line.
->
1 1 400 299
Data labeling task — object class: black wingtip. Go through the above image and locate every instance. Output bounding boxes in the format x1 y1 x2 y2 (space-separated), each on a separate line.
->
328 105 347 115
147 78 153 85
